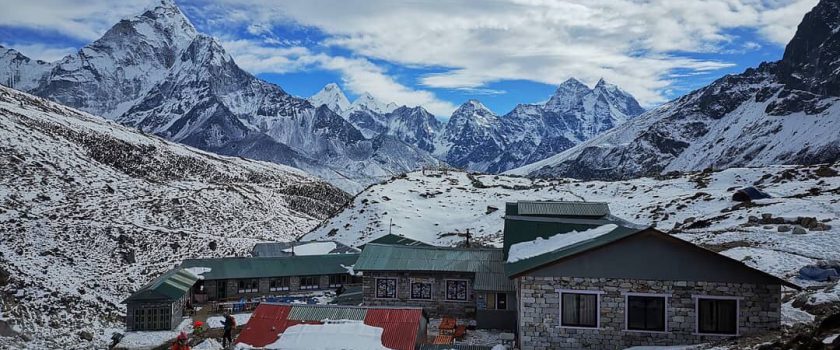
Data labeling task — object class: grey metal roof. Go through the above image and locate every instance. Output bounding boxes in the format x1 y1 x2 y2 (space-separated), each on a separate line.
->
516 201 610 217
359 234 433 249
124 268 198 303
355 244 504 273
474 272 515 292
251 240 359 257
180 254 358 280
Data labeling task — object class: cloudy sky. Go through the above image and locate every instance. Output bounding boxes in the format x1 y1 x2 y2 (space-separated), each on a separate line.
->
0 0 819 115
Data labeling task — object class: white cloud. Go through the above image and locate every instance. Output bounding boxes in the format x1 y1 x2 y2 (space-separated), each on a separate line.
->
0 0 155 40
208 0 819 106
1 42 77 61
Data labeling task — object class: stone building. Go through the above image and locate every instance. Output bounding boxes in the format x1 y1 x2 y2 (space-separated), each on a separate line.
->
180 254 361 302
123 268 198 331
354 244 516 329
503 201 799 349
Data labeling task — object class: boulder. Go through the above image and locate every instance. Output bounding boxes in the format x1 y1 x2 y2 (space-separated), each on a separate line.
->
778 225 792 232
79 330 94 341
793 226 808 235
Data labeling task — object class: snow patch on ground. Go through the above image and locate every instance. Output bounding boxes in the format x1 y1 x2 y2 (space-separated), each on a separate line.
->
781 301 815 326
507 224 618 262
115 318 191 350
266 321 391 350
206 313 252 329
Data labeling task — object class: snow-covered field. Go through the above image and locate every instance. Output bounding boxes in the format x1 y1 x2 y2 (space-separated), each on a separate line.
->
305 165 840 334
0 86 350 349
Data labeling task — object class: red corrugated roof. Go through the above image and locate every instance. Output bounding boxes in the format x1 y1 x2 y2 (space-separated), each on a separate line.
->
364 308 424 350
235 304 424 350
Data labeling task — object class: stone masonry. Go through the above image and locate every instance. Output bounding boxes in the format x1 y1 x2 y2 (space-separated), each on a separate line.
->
362 271 475 317
518 276 781 349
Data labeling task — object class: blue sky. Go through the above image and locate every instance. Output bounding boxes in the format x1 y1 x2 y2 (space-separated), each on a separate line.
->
0 0 819 116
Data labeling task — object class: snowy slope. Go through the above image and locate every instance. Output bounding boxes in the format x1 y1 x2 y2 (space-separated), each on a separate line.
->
0 1 436 194
510 0 840 180
305 163 840 331
0 86 350 349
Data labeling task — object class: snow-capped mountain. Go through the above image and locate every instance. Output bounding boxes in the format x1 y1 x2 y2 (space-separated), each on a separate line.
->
0 85 350 349
436 78 645 173
511 0 840 180
308 83 352 115
0 0 437 193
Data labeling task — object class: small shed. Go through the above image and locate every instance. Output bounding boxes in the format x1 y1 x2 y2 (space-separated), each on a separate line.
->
123 268 199 331
732 187 771 202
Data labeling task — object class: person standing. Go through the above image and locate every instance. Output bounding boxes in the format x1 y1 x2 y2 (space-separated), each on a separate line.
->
221 313 236 348
171 332 191 350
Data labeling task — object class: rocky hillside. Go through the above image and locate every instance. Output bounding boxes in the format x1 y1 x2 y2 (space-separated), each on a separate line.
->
0 85 350 349
512 0 840 180
0 0 437 194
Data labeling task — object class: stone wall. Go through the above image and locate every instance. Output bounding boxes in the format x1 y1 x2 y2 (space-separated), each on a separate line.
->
362 271 476 317
517 276 781 350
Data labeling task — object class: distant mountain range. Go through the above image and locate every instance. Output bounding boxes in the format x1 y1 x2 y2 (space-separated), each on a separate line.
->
0 0 436 193
307 77 645 173
509 0 840 179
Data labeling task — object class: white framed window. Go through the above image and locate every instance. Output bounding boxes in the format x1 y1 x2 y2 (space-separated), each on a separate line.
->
237 279 258 293
694 295 740 336
269 277 290 292
300 276 320 290
558 289 602 329
410 279 433 300
444 279 469 301
375 278 398 299
624 293 669 333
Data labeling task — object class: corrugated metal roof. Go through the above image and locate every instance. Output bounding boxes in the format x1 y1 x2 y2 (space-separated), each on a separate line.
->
287 305 368 321
355 245 504 273
361 234 433 249
516 201 610 217
474 272 515 292
124 268 198 303
179 254 358 280
364 308 425 350
235 303 425 350
505 225 645 277
251 240 359 257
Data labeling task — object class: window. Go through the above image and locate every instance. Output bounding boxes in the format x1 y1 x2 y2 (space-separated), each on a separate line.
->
560 291 599 328
269 277 290 292
375 278 397 299
329 274 351 288
445 280 468 301
300 276 320 290
410 279 433 300
697 298 738 335
485 292 508 310
626 295 666 332
237 279 258 293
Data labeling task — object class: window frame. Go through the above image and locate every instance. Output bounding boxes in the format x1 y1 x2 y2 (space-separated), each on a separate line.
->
328 274 347 288
409 278 434 300
444 279 470 302
237 279 259 294
299 275 320 290
375 277 398 299
269 277 291 292
557 289 602 329
623 292 669 333
694 295 741 336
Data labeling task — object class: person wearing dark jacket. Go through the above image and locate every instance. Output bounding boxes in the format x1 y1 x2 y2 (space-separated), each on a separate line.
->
221 313 235 347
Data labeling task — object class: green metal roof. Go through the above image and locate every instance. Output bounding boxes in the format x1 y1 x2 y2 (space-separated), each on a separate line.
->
124 268 199 303
505 225 646 278
502 215 625 259
360 234 432 249
355 244 504 274
179 254 359 280
288 305 368 321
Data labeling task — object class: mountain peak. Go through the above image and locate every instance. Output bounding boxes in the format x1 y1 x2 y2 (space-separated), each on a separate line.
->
778 0 840 96
350 92 398 114
308 83 351 113
558 77 589 90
